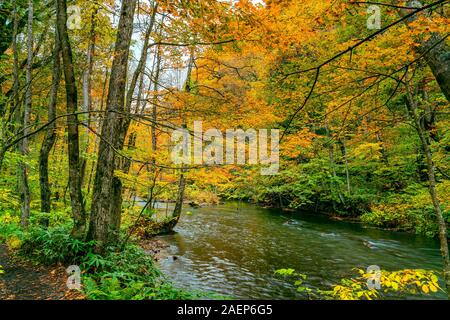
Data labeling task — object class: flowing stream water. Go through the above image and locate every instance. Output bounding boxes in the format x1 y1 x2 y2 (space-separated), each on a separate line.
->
155 202 445 299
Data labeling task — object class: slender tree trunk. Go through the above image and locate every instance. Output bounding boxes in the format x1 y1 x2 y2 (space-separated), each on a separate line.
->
82 10 97 127
405 88 450 299
39 28 61 224
23 0 33 150
87 66 110 195
172 172 186 222
151 43 161 153
18 0 33 228
171 49 194 225
87 0 137 252
120 3 158 175
338 139 351 194
56 0 86 238
80 9 98 187
376 132 389 165
325 126 345 206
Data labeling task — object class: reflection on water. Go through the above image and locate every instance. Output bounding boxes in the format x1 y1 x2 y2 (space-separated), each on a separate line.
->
156 202 445 299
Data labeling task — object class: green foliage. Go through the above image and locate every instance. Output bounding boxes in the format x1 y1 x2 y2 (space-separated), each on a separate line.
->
229 157 374 216
19 225 95 265
275 269 312 295
81 245 195 300
13 224 195 300
361 182 450 237
0 212 24 250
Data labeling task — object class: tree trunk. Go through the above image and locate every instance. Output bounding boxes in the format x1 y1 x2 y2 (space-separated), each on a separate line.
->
18 0 33 228
416 33 450 102
398 3 450 102
151 43 161 153
87 0 137 252
87 66 110 195
325 126 345 207
172 172 186 223
338 139 351 194
56 0 86 239
405 89 450 299
39 27 61 223
80 9 97 187
376 132 389 165
120 3 158 175
170 49 195 227
134 5 158 115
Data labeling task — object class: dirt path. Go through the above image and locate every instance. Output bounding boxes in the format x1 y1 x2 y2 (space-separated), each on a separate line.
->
0 245 83 300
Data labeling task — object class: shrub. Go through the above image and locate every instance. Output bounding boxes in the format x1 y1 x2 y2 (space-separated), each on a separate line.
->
19 225 95 265
361 182 450 237
81 244 195 300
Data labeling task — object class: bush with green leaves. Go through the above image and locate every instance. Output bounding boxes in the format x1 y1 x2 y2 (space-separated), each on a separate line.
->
81 244 195 300
361 182 450 237
19 225 95 265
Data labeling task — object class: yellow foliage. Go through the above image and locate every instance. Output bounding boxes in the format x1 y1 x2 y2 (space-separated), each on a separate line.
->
6 236 22 251
331 269 441 300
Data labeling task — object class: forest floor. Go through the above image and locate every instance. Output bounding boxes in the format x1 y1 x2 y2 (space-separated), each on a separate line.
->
0 245 84 300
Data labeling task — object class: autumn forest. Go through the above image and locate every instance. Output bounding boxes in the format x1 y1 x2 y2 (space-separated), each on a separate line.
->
0 0 449 301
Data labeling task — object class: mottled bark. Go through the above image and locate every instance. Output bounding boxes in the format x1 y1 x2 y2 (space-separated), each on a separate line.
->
39 27 61 221
134 4 158 115
417 33 450 102
56 0 86 238
405 89 450 299
399 4 450 102
23 0 33 150
18 0 33 228
88 0 137 252
120 3 158 175
151 44 161 153
80 9 97 186
170 50 195 226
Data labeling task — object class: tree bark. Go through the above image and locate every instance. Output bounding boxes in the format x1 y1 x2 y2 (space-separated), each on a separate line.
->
151 43 162 153
171 50 194 226
87 0 137 252
17 0 33 228
56 0 86 239
405 88 450 299
39 27 61 223
399 3 450 102
80 9 98 187
338 139 351 195
172 172 186 223
120 3 158 175
416 33 450 102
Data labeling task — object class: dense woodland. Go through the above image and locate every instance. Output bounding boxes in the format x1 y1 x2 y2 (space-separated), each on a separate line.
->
0 0 449 300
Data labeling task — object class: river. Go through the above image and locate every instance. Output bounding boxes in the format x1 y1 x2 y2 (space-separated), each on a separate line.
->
155 202 445 299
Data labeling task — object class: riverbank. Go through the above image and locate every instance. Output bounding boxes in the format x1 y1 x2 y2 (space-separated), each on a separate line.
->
226 198 450 240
